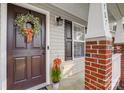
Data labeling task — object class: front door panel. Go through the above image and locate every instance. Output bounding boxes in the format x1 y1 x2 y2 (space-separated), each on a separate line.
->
7 4 46 90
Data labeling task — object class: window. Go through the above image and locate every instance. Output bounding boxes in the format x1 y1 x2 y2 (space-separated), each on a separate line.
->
64 20 85 61
73 23 85 58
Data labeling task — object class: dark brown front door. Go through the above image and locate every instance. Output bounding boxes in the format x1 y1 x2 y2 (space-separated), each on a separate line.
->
7 4 46 90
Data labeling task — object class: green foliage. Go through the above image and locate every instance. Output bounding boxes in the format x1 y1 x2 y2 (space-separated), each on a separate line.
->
15 13 40 36
51 67 61 83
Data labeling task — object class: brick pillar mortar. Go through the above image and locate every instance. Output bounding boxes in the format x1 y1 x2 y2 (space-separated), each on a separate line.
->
85 39 112 90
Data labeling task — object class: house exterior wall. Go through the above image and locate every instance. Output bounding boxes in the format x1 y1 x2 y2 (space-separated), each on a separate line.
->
27 4 87 80
0 3 87 90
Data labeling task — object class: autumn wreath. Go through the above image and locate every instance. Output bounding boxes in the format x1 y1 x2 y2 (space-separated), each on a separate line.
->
15 13 40 43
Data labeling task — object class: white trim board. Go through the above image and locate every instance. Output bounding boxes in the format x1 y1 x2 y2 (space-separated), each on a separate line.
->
0 3 50 90
0 3 7 90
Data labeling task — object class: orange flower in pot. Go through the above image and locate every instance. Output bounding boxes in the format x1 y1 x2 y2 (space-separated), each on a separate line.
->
51 58 62 89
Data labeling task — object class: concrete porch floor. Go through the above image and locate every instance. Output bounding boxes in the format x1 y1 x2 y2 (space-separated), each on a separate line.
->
46 71 84 90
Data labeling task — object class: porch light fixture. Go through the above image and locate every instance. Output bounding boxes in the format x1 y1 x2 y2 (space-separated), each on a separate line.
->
56 16 63 26
85 27 87 34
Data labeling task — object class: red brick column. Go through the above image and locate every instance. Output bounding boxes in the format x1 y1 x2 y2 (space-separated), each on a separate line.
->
85 40 112 90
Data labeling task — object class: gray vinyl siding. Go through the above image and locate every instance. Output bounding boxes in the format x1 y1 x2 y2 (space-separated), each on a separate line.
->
30 4 86 80
30 3 87 26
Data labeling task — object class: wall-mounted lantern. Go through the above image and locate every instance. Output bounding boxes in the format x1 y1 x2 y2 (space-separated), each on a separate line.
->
56 16 63 26
85 27 87 34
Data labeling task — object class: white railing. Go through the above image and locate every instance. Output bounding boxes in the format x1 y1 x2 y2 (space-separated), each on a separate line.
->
112 53 121 89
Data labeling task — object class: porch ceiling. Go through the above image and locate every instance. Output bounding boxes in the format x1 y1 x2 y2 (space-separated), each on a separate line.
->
51 3 89 21
51 3 124 23
107 3 124 22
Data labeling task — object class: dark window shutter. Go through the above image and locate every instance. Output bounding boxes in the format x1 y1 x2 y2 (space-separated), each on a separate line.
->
65 20 72 61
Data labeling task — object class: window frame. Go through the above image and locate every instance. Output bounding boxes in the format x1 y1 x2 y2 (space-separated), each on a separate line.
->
72 22 85 60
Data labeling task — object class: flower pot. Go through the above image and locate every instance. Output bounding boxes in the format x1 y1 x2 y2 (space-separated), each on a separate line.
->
52 82 60 89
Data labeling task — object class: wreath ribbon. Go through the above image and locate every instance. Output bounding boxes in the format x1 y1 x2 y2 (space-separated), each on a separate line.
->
23 28 33 43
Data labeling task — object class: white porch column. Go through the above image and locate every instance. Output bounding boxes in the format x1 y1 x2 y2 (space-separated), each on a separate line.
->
0 3 7 90
85 3 112 90
86 3 112 39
